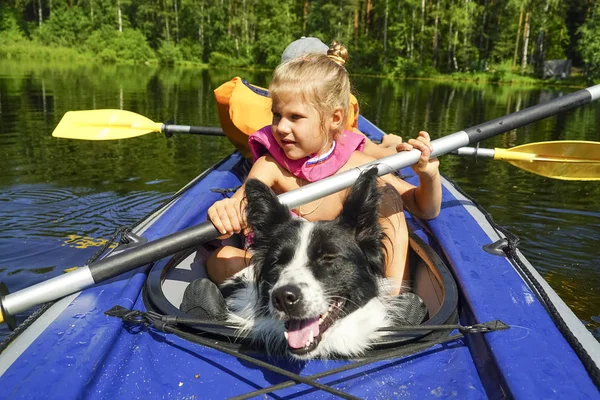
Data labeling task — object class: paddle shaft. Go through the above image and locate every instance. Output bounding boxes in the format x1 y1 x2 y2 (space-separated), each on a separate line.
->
163 124 224 137
2 84 600 327
455 146 600 163
454 147 498 158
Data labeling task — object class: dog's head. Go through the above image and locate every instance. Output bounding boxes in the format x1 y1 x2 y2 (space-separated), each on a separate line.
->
244 168 386 358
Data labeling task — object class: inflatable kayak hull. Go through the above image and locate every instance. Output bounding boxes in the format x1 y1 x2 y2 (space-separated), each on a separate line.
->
0 117 598 399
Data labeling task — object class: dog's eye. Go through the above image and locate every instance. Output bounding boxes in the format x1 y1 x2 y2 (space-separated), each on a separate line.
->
274 247 294 266
318 254 338 264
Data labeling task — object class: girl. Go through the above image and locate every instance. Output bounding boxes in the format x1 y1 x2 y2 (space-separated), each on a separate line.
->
206 42 441 295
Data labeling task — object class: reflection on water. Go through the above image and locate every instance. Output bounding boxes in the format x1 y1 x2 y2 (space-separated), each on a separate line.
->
0 60 598 343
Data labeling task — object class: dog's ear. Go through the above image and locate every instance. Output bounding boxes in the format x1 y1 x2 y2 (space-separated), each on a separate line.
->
244 178 291 239
338 167 383 244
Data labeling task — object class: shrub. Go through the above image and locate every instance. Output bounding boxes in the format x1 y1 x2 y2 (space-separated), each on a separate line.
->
98 48 118 63
391 57 421 77
157 41 183 65
85 28 154 63
208 51 252 67
178 38 203 63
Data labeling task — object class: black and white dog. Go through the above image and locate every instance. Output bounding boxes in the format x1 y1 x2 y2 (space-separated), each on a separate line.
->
221 168 410 360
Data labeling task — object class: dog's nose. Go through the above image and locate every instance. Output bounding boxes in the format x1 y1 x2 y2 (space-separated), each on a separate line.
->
272 285 301 314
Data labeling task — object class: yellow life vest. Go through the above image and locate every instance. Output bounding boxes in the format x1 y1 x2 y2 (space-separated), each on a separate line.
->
214 77 359 159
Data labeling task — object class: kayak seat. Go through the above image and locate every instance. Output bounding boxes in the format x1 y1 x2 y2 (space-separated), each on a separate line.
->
180 277 228 321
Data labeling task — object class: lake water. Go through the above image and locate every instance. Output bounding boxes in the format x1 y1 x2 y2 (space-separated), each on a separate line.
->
0 60 598 342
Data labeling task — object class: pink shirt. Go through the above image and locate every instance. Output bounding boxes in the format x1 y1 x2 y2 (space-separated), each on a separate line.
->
248 126 366 182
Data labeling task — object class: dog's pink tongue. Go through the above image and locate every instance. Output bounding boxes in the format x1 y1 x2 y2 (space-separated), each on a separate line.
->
287 318 320 349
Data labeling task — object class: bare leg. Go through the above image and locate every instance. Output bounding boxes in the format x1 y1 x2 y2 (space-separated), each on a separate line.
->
206 246 251 285
379 186 410 296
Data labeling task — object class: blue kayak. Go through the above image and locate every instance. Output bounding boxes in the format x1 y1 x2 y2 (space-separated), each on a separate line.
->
1 116 599 399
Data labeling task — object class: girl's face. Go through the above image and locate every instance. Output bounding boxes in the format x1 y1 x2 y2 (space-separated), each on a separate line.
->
271 92 340 160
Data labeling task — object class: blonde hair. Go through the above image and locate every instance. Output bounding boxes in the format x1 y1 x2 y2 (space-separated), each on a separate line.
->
269 40 350 141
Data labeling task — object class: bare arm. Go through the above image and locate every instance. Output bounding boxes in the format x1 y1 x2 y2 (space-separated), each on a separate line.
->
350 131 441 220
395 131 441 220
207 155 280 236
355 129 404 159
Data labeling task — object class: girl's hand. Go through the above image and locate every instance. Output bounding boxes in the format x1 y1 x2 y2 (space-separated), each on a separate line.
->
395 131 440 178
381 134 403 148
207 197 246 239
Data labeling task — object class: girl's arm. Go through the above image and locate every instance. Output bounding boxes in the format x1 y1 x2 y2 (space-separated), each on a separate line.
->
395 131 441 220
351 131 441 220
356 129 404 159
207 155 280 236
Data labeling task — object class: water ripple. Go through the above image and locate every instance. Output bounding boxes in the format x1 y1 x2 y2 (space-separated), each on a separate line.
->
0 184 169 239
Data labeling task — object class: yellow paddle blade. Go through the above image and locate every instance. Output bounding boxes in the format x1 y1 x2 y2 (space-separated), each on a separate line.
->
52 110 164 140
494 141 600 181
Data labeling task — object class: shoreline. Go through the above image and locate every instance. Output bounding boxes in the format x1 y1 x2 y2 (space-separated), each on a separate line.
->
0 41 591 89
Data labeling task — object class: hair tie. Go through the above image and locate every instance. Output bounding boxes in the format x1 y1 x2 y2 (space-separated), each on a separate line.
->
327 54 346 66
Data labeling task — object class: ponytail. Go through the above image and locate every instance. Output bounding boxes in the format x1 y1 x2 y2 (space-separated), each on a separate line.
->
326 40 348 67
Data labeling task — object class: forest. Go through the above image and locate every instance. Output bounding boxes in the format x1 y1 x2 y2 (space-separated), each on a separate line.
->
1 0 600 79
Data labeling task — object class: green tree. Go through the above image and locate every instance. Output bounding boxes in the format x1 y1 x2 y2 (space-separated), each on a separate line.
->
253 0 298 67
578 2 600 79
0 0 593 75
33 5 92 47
0 4 25 42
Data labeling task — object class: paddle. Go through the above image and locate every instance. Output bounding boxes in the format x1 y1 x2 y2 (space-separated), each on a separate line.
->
53 110 600 181
2 84 600 329
453 141 600 180
52 109 225 140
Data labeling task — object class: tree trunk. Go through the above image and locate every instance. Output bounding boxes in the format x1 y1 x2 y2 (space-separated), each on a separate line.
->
165 13 170 40
535 0 550 73
174 0 179 43
521 11 530 71
479 0 488 61
346 5 353 40
207 4 211 51
452 30 459 71
304 0 309 35
227 0 231 37
383 0 389 66
337 1 342 39
117 0 122 32
38 0 43 28
418 0 425 67
447 21 453 70
243 0 248 52
432 0 440 67
410 9 416 60
365 0 372 35
353 1 359 39
199 2 204 52
512 0 524 68
463 0 471 68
